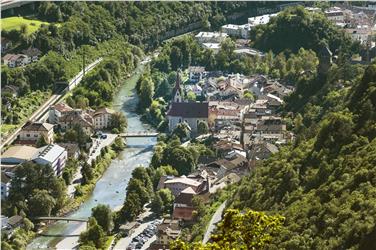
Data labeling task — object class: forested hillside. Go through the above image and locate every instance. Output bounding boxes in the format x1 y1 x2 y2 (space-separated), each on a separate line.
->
229 61 376 249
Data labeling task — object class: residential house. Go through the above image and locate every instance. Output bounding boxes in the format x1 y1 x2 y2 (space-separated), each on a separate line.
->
1 172 11 200
221 23 251 39
21 47 42 63
172 187 196 221
59 110 94 136
248 141 279 160
93 107 116 130
206 151 248 179
19 122 54 145
159 175 205 197
1 145 39 165
188 66 205 83
1 37 12 53
33 144 67 176
48 103 74 124
255 116 286 141
172 179 210 222
57 143 80 159
325 7 344 22
2 54 28 68
149 219 181 250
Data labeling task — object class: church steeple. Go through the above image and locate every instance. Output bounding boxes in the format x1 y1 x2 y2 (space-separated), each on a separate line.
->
172 69 183 102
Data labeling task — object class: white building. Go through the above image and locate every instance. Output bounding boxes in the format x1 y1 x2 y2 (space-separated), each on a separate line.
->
325 7 344 22
195 32 228 44
221 24 251 39
188 66 205 83
19 122 54 145
248 13 278 27
346 26 371 44
2 54 28 68
93 107 116 130
33 144 67 177
202 43 221 53
48 103 74 124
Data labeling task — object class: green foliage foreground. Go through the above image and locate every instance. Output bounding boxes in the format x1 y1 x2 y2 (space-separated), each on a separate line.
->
171 209 284 250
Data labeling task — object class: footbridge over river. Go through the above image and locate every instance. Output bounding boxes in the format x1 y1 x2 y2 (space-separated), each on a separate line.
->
118 132 159 138
33 217 88 224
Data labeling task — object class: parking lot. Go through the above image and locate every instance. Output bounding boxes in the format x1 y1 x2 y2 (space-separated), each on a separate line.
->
113 208 161 250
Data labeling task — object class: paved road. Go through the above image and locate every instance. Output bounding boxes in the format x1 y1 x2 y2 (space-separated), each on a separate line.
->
203 200 227 243
0 58 103 151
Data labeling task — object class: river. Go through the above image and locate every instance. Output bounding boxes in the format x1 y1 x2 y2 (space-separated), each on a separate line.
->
28 64 157 249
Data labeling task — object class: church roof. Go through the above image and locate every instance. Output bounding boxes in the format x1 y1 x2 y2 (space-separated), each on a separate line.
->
167 102 209 118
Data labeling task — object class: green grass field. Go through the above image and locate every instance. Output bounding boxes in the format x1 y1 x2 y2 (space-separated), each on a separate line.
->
1 16 49 34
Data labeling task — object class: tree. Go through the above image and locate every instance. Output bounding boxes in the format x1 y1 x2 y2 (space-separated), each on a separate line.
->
92 204 113 234
150 193 163 215
170 209 284 249
187 91 196 102
173 123 190 141
126 178 150 205
79 217 106 249
197 121 209 135
81 162 94 184
138 76 154 110
243 91 255 102
158 188 174 214
23 218 34 231
110 112 127 133
162 146 195 175
28 189 56 217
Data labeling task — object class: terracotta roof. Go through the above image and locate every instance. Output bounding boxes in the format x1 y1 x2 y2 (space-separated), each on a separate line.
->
22 122 54 132
164 176 202 187
93 107 115 116
60 113 93 127
51 103 73 113
167 102 209 118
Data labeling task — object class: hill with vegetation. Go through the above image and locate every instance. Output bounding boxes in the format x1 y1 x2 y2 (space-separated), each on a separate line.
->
227 61 376 249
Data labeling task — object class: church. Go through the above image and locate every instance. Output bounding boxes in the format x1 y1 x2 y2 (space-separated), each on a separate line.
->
166 70 209 134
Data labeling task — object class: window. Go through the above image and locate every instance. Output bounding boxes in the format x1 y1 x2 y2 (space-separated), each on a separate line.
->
27 134 30 137
34 134 38 137
179 118 182 123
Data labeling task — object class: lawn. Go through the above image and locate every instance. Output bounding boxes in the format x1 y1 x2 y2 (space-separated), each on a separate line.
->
1 16 49 34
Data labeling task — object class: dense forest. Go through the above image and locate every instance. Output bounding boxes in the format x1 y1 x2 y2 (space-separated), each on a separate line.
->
227 61 376 249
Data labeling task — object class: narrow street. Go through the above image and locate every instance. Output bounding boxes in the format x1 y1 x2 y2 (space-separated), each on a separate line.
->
203 200 227 243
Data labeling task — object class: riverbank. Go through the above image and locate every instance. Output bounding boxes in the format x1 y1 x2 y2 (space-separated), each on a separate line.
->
59 145 120 216
28 57 156 249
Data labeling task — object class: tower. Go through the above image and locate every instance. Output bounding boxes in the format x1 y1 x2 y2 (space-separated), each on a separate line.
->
172 69 183 102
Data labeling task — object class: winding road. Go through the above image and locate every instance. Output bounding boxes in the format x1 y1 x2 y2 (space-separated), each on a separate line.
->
203 200 227 244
